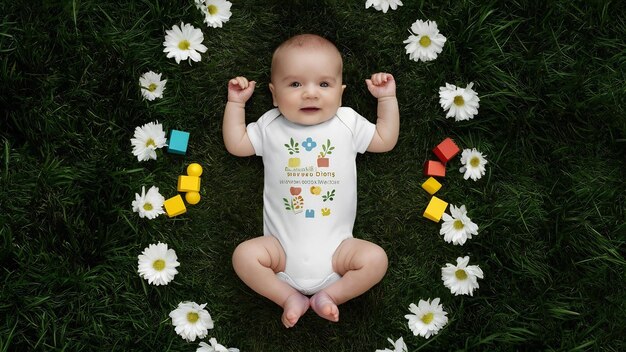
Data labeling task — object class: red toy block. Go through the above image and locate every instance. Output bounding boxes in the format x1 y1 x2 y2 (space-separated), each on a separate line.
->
424 160 446 177
433 138 460 163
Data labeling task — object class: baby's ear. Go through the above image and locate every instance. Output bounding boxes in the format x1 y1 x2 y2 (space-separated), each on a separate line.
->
340 85 346 105
269 83 278 107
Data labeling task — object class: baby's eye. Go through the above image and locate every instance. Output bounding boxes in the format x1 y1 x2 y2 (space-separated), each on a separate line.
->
320 82 330 88
290 82 301 87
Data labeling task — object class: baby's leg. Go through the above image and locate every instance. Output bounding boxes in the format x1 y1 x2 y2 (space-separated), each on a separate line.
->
232 236 309 328
310 238 388 322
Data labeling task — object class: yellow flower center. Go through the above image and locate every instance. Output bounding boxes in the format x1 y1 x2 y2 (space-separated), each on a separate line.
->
454 95 464 106
143 202 154 211
419 35 431 47
178 40 191 50
145 138 156 148
453 219 465 230
148 83 157 92
470 156 481 167
455 269 468 280
152 259 165 271
421 312 434 324
208 5 218 15
187 312 199 323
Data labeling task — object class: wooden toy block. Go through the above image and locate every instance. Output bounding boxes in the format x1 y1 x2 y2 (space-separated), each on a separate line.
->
423 196 448 222
178 175 201 192
433 138 460 163
187 163 203 177
167 130 190 155
164 194 186 217
422 177 442 195
424 160 446 177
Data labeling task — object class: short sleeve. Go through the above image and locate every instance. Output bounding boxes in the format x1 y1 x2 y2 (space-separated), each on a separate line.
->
337 107 376 154
246 121 263 156
246 108 281 157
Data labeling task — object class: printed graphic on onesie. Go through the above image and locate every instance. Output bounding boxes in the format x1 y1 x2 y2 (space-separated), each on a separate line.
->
281 137 338 219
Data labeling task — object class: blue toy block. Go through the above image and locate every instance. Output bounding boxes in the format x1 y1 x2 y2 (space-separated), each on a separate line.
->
305 209 315 218
167 130 190 155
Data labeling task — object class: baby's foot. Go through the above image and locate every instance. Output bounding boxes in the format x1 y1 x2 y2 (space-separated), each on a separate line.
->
281 292 310 328
310 290 339 322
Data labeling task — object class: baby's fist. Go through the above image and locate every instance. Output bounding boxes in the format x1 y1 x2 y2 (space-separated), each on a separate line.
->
365 73 396 99
228 76 256 104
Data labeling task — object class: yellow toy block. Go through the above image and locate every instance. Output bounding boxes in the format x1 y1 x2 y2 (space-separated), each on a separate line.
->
421 177 442 195
187 163 203 177
164 195 186 217
185 191 201 205
177 175 201 192
423 196 448 222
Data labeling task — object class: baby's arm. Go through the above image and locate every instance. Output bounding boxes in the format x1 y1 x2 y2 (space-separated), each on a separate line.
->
365 73 399 153
223 76 257 157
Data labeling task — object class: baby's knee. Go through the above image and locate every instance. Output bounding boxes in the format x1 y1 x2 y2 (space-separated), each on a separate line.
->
232 240 258 268
368 245 388 273
232 237 285 272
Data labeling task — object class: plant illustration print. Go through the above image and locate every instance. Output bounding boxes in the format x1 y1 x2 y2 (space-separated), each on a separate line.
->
283 194 304 214
284 138 300 155
317 139 334 167
322 189 336 202
318 139 334 158
283 197 293 210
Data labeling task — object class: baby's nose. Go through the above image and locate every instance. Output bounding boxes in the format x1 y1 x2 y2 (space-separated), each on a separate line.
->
302 85 319 99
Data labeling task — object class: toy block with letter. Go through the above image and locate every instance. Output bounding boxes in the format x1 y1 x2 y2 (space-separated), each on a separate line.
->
433 137 460 163
424 160 446 177
423 196 448 222
167 130 190 155
421 177 442 195
164 194 186 217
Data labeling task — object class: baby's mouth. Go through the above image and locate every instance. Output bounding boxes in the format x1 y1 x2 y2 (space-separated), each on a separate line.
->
300 107 320 112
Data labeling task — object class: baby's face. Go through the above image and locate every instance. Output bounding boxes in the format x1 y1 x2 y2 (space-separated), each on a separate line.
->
269 46 345 126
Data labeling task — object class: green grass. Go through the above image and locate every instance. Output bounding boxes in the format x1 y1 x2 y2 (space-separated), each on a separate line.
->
1 0 625 350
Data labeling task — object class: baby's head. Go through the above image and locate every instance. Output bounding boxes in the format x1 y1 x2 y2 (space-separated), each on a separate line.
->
269 34 346 125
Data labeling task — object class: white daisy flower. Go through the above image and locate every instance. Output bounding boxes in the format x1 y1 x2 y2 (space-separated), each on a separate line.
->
163 22 208 64
459 148 488 181
375 336 407 352
405 298 448 339
440 204 479 245
137 242 180 285
169 301 214 342
197 338 240 352
441 256 484 296
139 71 166 101
195 0 233 28
438 82 480 121
132 186 166 219
365 0 403 13
403 20 446 62
130 121 168 162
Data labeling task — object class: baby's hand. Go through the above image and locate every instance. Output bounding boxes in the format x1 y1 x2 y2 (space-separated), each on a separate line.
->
365 73 396 99
228 76 256 104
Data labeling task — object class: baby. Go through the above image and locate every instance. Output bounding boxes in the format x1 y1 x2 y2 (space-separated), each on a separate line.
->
223 34 399 328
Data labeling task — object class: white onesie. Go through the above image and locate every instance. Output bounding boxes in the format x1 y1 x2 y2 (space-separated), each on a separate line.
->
247 107 376 295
